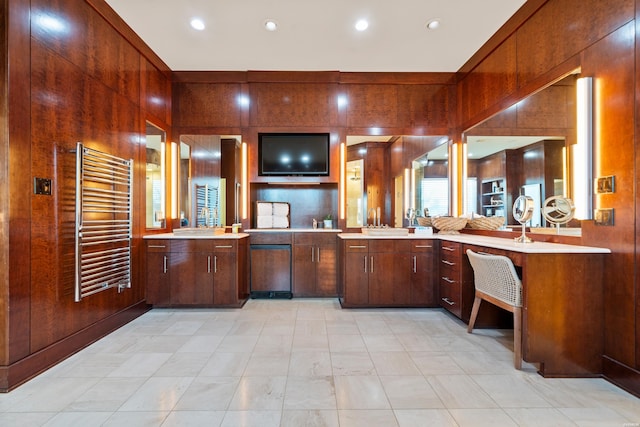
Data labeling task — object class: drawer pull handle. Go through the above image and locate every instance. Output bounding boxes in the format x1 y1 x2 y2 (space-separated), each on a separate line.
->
214 256 218 273
442 246 456 251
370 256 374 274
207 256 211 273
441 297 455 306
414 245 432 248
441 260 455 266
364 255 367 273
163 255 168 273
442 277 455 283
149 245 166 248
215 245 233 249
350 245 367 249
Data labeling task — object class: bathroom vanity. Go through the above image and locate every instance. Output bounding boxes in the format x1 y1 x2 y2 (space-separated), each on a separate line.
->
144 233 250 307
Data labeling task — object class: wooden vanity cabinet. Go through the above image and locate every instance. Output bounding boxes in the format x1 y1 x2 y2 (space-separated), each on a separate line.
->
339 238 435 307
438 241 463 318
145 237 248 307
293 232 338 297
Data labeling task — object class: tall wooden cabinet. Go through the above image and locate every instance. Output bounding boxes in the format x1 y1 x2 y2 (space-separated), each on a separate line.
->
293 232 338 297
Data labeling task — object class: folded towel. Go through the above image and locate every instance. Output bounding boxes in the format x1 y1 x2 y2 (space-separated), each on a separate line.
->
256 215 273 228
272 215 289 228
256 202 273 216
273 202 289 217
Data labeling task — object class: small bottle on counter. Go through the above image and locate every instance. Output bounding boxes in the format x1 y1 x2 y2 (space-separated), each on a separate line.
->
232 223 241 234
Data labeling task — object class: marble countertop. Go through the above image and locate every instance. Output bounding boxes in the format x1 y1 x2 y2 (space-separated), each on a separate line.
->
144 232 250 240
245 228 342 233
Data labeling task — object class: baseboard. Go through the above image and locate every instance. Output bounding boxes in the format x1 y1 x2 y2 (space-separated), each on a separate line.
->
251 291 292 299
0 301 150 392
603 355 640 398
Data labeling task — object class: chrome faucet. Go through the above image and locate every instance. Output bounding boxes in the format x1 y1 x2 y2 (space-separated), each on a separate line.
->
199 207 210 228
368 208 377 227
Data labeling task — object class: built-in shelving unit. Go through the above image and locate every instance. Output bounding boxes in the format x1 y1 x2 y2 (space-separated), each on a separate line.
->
480 178 506 219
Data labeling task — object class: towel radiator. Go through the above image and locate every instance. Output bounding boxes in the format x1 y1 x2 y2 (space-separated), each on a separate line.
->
75 143 133 301
195 184 219 227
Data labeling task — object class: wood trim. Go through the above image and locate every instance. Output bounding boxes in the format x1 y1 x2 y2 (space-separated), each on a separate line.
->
0 302 150 392
603 356 640 399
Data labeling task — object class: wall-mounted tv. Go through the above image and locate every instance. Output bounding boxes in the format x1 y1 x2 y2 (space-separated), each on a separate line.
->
258 133 330 176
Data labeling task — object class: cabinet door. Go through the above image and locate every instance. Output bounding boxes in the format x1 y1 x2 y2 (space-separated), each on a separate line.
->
213 251 237 305
146 252 171 305
412 252 436 306
315 243 337 296
344 251 369 305
368 252 411 305
172 251 213 305
293 244 315 296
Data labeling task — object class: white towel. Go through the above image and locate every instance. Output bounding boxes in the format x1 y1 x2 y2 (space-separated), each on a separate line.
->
256 202 273 216
272 215 289 228
256 215 273 228
272 202 289 217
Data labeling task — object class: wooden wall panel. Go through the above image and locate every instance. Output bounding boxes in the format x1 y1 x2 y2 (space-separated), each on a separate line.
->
346 84 399 128
396 85 450 131
173 83 243 128
458 36 518 128
141 57 171 125
516 0 634 86
250 82 337 127
31 0 141 105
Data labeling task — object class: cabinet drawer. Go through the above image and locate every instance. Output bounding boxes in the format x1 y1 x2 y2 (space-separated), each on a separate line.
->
146 240 171 252
294 232 338 245
170 239 198 253
250 232 292 245
440 280 462 317
344 240 369 252
194 239 237 252
369 239 411 253
411 240 435 253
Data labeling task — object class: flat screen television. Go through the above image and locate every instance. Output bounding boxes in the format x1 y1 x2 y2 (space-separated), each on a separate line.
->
258 133 330 176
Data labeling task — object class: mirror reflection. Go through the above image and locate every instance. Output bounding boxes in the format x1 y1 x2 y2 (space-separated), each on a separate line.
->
178 135 242 228
463 73 580 233
145 121 166 229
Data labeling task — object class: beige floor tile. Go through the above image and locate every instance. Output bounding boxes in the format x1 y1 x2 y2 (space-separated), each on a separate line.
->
331 352 377 376
448 408 518 426
394 409 458 427
503 407 578 426
283 376 337 410
118 377 194 411
289 351 333 376
174 377 239 410
428 375 498 409
228 376 286 410
380 376 445 409
370 351 422 376
338 409 399 427
334 376 390 409
280 409 339 427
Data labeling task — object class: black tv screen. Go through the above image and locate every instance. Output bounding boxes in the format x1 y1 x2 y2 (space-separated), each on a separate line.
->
258 133 330 176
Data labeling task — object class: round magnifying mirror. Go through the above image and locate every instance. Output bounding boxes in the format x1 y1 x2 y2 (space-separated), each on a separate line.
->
513 195 535 243
542 196 575 233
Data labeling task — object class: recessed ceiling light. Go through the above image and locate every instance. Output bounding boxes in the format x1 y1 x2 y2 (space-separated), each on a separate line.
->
190 18 206 31
426 19 440 30
264 20 278 31
355 19 369 31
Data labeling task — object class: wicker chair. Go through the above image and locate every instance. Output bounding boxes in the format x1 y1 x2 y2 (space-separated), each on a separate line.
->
466 249 523 369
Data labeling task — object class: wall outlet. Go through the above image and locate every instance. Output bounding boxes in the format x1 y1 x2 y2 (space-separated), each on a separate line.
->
34 177 52 195
594 208 614 226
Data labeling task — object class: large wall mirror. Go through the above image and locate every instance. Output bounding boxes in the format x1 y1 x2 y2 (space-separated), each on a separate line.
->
346 135 449 229
178 134 242 228
463 73 582 235
145 121 166 229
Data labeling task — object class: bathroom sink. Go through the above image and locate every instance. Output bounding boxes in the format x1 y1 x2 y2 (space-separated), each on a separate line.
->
173 227 226 236
360 227 409 236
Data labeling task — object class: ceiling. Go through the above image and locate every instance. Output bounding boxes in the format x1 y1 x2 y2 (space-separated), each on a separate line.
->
104 0 526 72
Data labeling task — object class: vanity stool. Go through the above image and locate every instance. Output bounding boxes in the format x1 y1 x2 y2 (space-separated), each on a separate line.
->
466 249 523 369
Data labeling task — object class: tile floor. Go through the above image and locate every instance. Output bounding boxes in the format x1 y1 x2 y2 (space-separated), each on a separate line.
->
0 298 639 426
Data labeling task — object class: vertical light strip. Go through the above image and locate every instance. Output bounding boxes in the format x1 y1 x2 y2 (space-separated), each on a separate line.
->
573 76 593 219
449 142 458 216
461 142 468 214
562 146 567 196
170 142 178 219
410 167 416 209
404 168 410 212
160 142 166 222
241 142 248 220
339 142 346 220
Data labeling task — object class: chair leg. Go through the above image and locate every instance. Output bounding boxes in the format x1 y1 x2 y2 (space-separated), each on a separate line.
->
467 295 482 333
513 306 522 370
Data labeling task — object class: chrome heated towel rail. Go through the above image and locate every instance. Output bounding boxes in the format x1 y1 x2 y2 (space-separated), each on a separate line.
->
75 143 133 301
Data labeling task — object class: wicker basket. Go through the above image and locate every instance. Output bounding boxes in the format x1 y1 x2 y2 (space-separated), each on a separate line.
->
416 217 432 227
467 216 505 230
430 216 468 234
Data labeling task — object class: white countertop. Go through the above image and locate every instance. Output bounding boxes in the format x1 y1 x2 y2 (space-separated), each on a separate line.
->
144 232 250 240
338 232 610 254
245 228 342 233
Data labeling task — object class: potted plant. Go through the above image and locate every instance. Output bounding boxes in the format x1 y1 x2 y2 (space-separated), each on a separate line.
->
323 213 333 229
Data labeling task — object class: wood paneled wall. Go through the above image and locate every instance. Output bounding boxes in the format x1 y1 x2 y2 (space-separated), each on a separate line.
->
1 0 171 390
